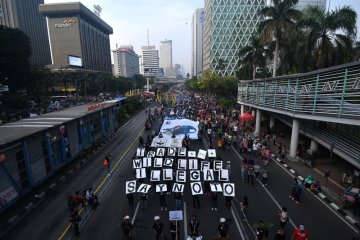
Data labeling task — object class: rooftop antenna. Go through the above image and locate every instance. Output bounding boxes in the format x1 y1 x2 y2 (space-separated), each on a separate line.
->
93 5 102 17
327 0 331 13
147 28 149 46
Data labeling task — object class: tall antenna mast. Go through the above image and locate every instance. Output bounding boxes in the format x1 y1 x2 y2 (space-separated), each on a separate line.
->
147 29 149 46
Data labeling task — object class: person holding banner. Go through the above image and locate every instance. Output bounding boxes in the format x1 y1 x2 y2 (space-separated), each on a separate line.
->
159 191 167 211
188 215 200 238
217 217 229 239
170 220 180 240
121 215 133 240
153 216 164 240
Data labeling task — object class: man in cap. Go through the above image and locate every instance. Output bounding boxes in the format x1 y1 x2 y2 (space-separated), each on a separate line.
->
217 217 229 239
121 215 133 240
291 225 309 240
153 215 164 240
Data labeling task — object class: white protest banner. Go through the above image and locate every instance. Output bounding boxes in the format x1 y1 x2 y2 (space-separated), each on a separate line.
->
178 159 187 170
176 170 186 182
190 182 203 195
203 169 214 181
156 148 166 156
150 170 161 181
219 169 229 182
163 169 173 181
208 149 216 158
197 149 207 159
137 184 151 193
169 210 183 221
156 184 168 192
142 157 152 167
133 159 142 169
167 148 177 156
190 170 201 181
188 151 196 157
223 183 235 197
201 161 210 171
126 180 137 194
178 147 187 157
210 183 223 192
163 158 174 167
136 168 146 178
160 118 199 139
188 159 198 170
136 148 145 157
151 138 183 148
172 183 185 192
214 160 223 171
147 151 156 157
154 158 163 168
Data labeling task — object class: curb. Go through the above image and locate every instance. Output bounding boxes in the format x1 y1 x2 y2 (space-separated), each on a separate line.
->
272 155 360 231
0 117 135 239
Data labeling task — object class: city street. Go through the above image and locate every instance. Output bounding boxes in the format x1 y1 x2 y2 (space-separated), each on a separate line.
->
3 105 359 240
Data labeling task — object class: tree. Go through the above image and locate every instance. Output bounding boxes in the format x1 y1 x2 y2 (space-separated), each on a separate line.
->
258 0 301 77
0 26 31 91
238 35 272 79
299 5 357 69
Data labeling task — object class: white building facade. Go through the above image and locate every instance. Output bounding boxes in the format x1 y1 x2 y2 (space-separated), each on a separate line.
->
191 8 204 77
160 39 172 69
112 45 139 78
141 45 159 78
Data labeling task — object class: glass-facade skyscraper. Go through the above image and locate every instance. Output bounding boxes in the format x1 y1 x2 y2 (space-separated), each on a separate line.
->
203 0 266 75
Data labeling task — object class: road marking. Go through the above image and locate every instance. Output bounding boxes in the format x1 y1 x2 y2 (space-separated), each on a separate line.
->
231 202 248 240
290 169 296 174
270 155 359 233
57 127 144 240
330 203 340 211
132 202 140 225
183 201 188 238
318 192 326 199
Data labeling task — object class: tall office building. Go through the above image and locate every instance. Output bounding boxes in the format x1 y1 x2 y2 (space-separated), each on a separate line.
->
39 2 113 72
140 45 159 78
0 0 51 66
191 8 204 77
295 0 326 11
160 39 172 69
203 0 266 75
112 45 140 78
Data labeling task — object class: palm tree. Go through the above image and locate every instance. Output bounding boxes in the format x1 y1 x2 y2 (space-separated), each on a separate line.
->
299 5 357 69
258 0 301 77
238 35 271 79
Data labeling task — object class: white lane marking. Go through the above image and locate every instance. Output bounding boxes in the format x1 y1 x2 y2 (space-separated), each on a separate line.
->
131 202 140 225
297 176 304 181
290 169 296 174
183 201 188 238
276 158 281 162
330 203 340 211
231 203 248 240
318 192 326 199
270 156 359 233
346 216 357 224
283 164 288 168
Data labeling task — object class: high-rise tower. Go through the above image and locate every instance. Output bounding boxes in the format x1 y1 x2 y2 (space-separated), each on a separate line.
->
191 8 204 77
203 0 266 75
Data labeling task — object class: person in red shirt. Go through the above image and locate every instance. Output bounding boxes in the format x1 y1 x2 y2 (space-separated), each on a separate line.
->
291 225 309 240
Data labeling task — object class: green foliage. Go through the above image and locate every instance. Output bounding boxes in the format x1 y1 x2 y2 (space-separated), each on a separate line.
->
117 96 144 125
0 25 31 91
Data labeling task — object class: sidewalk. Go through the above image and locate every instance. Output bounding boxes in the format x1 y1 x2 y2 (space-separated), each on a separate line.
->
266 133 360 227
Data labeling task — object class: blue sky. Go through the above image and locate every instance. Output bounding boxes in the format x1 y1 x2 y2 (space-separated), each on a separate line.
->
44 0 360 74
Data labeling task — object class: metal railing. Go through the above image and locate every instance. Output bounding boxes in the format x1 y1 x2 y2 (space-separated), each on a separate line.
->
238 61 360 122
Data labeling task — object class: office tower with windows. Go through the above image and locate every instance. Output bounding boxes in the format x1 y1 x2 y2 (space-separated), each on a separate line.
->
192 8 204 77
113 45 140 78
203 0 266 75
141 46 159 78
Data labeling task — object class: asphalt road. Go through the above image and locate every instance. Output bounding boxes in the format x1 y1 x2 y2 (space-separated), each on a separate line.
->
4 103 359 240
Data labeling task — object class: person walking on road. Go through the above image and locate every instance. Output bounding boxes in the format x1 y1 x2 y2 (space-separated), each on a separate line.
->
121 215 133 240
170 220 180 240
192 194 201 209
68 209 81 237
247 164 255 185
104 153 111 176
211 192 218 211
279 207 289 230
291 225 309 240
174 192 182 210
188 215 200 238
254 162 261 179
261 166 269 186
225 196 232 210
140 192 148 209
159 191 167 211
240 196 248 219
153 216 164 240
217 217 229 239
127 192 134 208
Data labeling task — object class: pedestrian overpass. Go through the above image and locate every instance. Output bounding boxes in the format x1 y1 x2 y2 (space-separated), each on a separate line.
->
237 61 360 167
